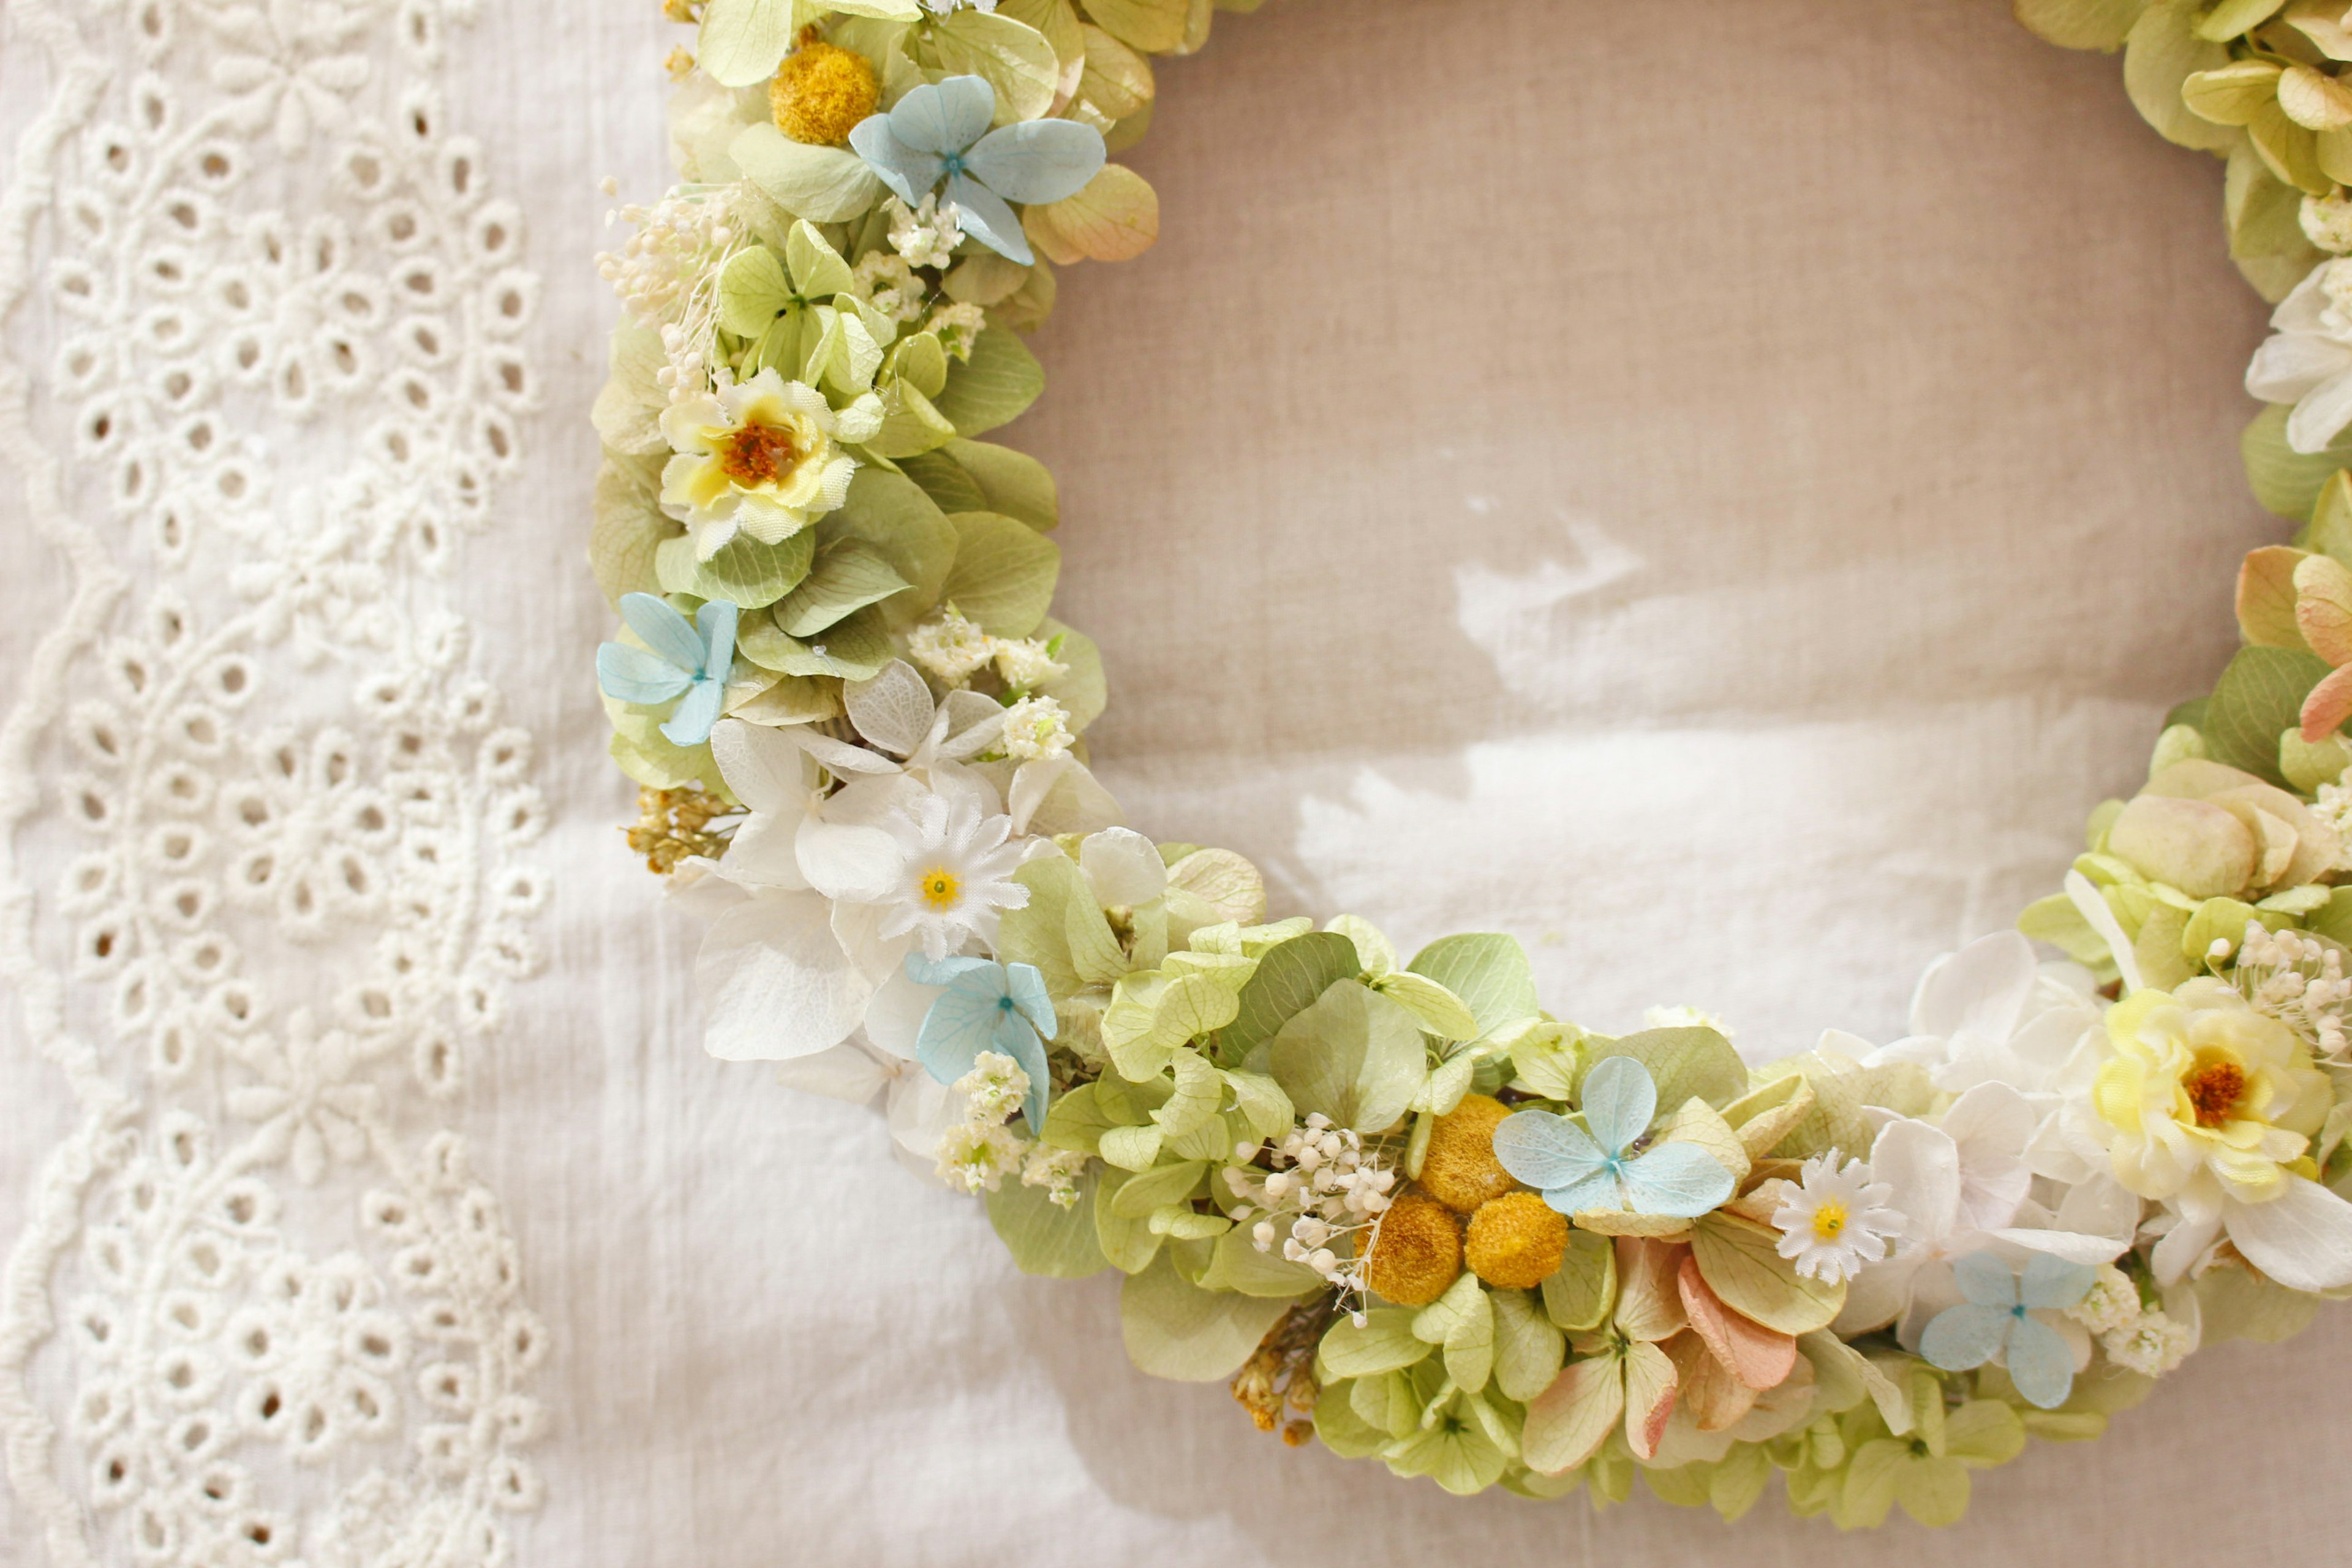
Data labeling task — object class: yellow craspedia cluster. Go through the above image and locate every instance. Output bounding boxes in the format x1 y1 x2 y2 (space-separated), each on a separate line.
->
1417 1094 1517 1212
1463 1190 1569 1289
769 42 878 148
1362 1191 1461 1306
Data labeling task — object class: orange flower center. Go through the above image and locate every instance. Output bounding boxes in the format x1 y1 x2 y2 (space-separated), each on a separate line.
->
718 421 803 487
2184 1059 2247 1128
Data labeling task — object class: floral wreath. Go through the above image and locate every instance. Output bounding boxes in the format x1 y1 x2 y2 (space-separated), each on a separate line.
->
588 0 2352 1526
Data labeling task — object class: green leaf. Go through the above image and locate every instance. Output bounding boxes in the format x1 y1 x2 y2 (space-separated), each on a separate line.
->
1268 982 1428 1134
1405 934 1539 1037
864 377 961 460
1492 1288 1567 1403
2244 403 2352 520
1503 1020 1578 1101
1108 1158 1205 1218
994 850 1087 994
1098 1122 1166 1172
1314 1382 1393 1458
1101 971 1242 1081
816 467 957 622
987 1174 1109 1278
1219 932 1360 1061
890 331 950 399
590 458 668 604
1119 1250 1297 1382
1581 1027 1748 1112
1324 915 1397 976
931 324 1044 436
895 448 988 514
942 437 1058 530
1219 1069 1292 1142
730 124 884 222
1540 1229 1616 1332
1152 1049 1223 1139
1317 1308 1433 1379
773 540 910 636
654 527 816 609
1374 971 1479 1041
2124 0 2235 151
784 220 856 298
2196 0 2285 40
735 603 893 679
1415 1275 1496 1393
1198 1227 1325 1298
1689 1213 1844 1335
1093 1169 1164 1273
942 510 1060 636
696 0 791 86
2011 0 2146 50
1040 1080 1117 1154
716 246 795 340
1520 1353 1625 1476
932 9 1060 123
1079 0 1188 51
2206 644 2335 784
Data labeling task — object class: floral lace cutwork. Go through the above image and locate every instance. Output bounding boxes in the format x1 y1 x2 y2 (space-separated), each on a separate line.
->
1 0 551 1563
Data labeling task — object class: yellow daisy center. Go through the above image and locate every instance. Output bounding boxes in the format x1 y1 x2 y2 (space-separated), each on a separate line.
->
919 867 962 911
1810 1199 1847 1242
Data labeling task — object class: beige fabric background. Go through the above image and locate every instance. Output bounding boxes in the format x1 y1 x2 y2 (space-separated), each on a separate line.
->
6 0 2350 1562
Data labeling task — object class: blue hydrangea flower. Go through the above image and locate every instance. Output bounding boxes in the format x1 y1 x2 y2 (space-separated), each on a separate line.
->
849 75 1105 266
1491 1055 1736 1219
595 592 738 747
906 951 1058 1131
1919 1251 2097 1409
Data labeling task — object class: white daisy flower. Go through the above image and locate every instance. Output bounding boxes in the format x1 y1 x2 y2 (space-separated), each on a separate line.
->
876 790 1028 959
1771 1153 1903 1284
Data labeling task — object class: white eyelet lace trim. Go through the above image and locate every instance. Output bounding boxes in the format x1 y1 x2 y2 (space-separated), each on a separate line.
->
0 0 550 1562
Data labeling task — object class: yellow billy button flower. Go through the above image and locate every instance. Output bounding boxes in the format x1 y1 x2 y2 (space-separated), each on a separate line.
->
658 368 880 562
769 40 878 148
2091 979 2329 1208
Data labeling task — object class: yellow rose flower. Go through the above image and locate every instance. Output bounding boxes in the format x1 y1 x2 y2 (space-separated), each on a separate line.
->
2090 979 2328 1212
658 368 879 560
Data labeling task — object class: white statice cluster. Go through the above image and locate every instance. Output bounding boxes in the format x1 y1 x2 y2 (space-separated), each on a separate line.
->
2065 1264 2196 1378
998 695 1073 761
906 606 1068 693
1020 1146 1089 1209
2230 922 2352 1057
926 301 988 359
933 1052 1032 1194
853 251 929 324
1224 1114 1395 1320
886 194 963 270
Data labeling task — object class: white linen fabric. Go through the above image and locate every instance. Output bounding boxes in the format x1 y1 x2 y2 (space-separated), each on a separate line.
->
2 0 2348 1564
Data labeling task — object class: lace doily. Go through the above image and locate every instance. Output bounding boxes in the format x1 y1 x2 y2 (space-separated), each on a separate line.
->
0 0 551 1561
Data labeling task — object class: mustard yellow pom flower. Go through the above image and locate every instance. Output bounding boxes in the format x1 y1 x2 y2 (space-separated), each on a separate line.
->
769 41 878 148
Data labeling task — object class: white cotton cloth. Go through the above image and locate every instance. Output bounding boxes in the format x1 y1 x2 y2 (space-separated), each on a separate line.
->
4 0 2350 1564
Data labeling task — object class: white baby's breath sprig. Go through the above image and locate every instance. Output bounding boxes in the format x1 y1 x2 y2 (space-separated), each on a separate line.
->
1224 1114 1395 1325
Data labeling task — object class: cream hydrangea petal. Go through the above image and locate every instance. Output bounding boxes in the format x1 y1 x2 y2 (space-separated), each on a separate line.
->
2221 1175 2352 1292
1079 826 1166 908
696 888 873 1060
2285 365 2352 454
